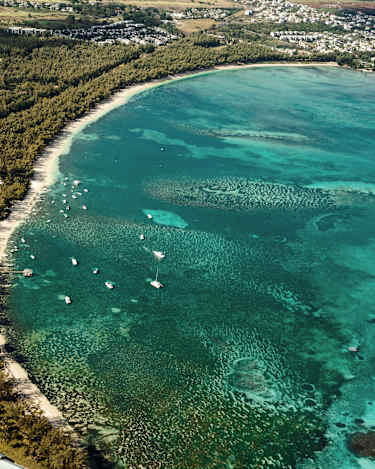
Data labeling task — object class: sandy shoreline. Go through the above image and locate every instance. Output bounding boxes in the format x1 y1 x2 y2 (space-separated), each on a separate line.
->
0 60 338 430
0 332 76 435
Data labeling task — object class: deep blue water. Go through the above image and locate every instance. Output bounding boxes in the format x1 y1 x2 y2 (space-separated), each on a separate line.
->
6 66 375 468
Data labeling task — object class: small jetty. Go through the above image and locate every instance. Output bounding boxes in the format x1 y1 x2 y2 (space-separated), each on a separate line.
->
11 268 34 277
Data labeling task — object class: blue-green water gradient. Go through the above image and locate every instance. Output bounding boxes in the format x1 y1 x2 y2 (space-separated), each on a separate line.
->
6 66 375 468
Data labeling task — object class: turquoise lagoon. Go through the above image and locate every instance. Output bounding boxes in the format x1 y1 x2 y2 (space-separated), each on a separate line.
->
6 66 375 468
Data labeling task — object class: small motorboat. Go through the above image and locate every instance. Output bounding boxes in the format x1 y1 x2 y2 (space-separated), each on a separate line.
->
153 250 165 260
82 205 87 210
84 188 89 193
139 234 145 240
66 205 70 211
63 199 67 204
21 238 26 243
72 194 77 199
147 213 153 219
92 268 100 275
72 258 78 266
348 346 358 352
105 281 114 289
65 296 72 304
30 255 35 260
73 180 81 186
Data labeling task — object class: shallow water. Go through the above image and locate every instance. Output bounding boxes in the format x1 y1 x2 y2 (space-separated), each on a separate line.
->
6 66 375 468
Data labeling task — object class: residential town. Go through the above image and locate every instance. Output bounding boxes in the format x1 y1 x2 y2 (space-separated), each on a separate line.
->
270 29 375 55
2 0 375 64
8 20 178 44
240 0 375 55
243 0 375 32
170 7 234 20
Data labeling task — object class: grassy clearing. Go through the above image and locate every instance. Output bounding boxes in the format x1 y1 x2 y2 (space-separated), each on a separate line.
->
177 18 216 33
102 0 238 10
0 7 67 25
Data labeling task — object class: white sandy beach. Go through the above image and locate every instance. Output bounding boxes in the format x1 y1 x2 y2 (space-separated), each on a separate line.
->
0 60 338 427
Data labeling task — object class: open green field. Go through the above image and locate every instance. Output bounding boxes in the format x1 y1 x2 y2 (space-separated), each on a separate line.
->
101 0 239 9
0 7 68 25
176 17 217 33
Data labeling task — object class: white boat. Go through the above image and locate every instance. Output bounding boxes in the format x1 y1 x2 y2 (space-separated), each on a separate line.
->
21 238 26 243
72 258 78 266
105 281 114 289
65 296 72 304
92 268 99 275
73 180 81 186
139 234 145 240
82 205 87 210
150 266 164 289
84 188 89 193
63 199 67 204
72 194 77 199
153 250 165 260
150 279 164 289
30 255 35 260
147 213 153 219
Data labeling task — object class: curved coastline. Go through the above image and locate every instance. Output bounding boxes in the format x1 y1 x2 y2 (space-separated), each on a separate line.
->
0 60 338 429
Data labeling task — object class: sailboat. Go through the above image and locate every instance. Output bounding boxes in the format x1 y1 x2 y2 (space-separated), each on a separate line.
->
150 265 164 289
152 250 165 260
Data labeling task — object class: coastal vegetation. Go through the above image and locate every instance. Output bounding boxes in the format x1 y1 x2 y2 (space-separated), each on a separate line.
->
0 31 335 220
0 362 87 468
